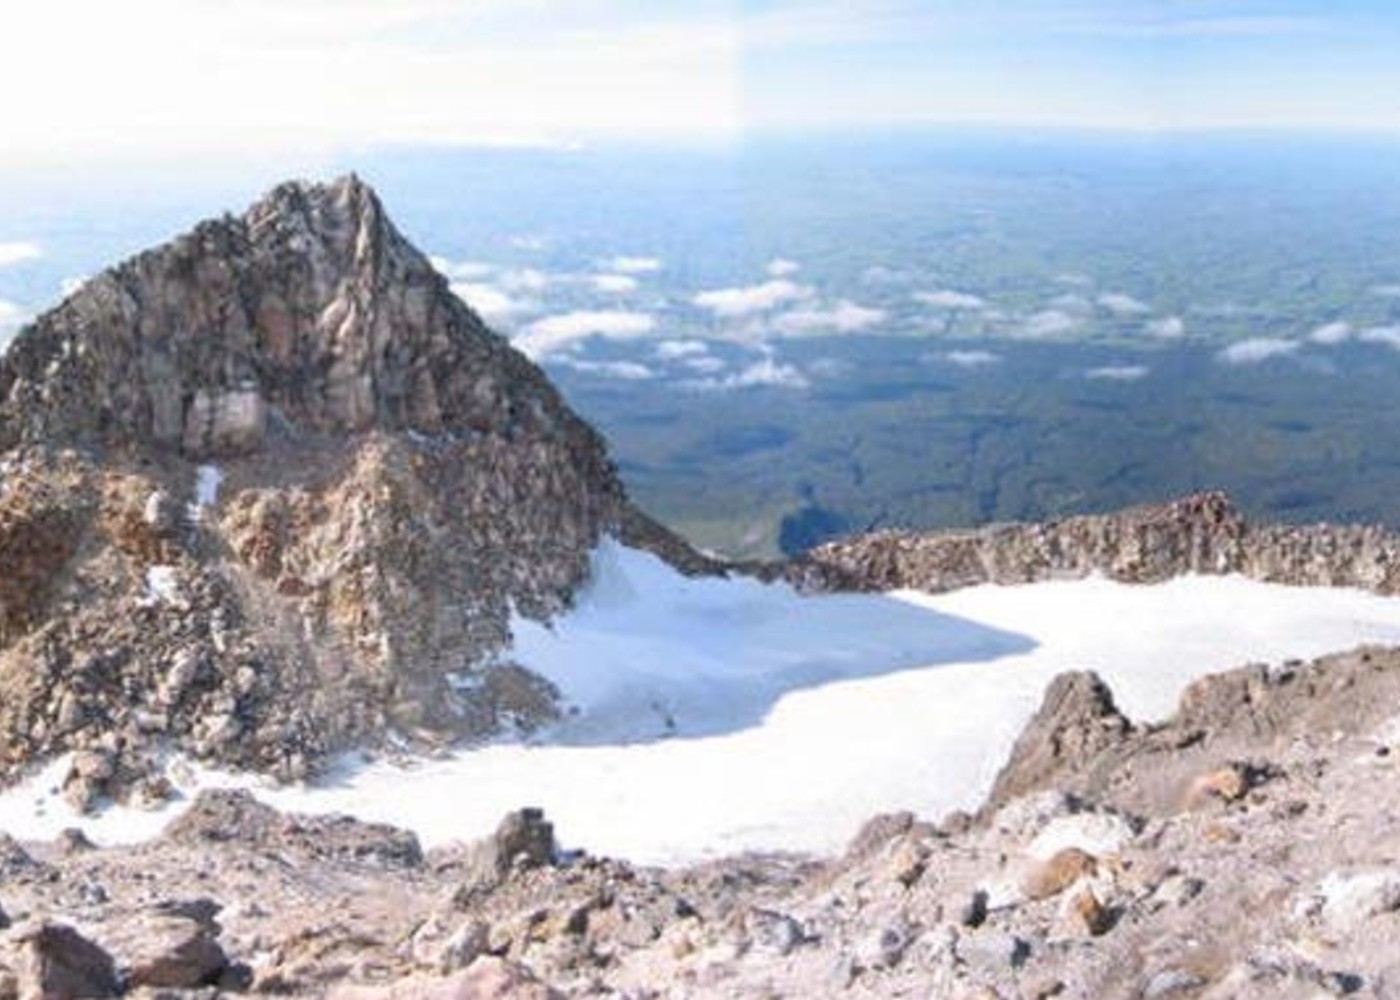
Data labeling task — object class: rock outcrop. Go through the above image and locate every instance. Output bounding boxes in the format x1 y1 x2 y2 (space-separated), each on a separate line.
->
984 671 1133 810
793 491 1400 595
0 175 702 792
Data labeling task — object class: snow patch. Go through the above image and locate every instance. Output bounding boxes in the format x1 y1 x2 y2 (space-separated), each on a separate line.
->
5 543 1400 866
511 540 1026 743
1026 813 1138 861
185 464 222 527
196 465 222 507
143 566 180 605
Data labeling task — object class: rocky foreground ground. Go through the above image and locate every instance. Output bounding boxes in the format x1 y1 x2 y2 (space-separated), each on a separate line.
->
3 640 1400 999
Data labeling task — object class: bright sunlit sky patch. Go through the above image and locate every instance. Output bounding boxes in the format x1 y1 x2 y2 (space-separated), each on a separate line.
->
2 0 1400 163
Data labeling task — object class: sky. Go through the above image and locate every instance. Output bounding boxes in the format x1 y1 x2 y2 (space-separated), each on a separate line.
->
2 0 1400 163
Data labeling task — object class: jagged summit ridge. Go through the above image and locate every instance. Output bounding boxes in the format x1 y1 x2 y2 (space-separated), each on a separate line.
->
0 174 598 462
0 176 694 796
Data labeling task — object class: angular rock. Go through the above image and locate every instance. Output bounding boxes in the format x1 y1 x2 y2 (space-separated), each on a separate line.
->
163 789 282 845
854 921 913 971
1022 847 1098 901
985 672 1133 810
955 931 1031 974
1151 874 1204 910
745 908 806 957
455 809 556 901
107 913 227 989
437 920 490 973
1062 886 1113 937
17 922 120 1000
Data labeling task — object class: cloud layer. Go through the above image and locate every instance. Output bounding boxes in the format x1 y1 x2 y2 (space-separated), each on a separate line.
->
1217 338 1299 365
693 279 809 317
770 300 885 335
1308 321 1352 345
941 349 1002 368
1019 308 1083 339
1144 316 1186 339
1085 364 1150 381
0 242 41 267
514 310 656 360
607 256 663 275
690 355 810 391
1096 292 1151 317
914 290 986 310
451 282 533 325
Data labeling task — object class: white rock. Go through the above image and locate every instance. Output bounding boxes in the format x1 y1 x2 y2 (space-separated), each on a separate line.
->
955 930 1030 973
1315 869 1400 930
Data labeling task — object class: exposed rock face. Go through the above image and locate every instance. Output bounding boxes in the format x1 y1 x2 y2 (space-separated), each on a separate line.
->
0 175 701 790
0 176 604 459
985 671 1133 810
793 491 1400 595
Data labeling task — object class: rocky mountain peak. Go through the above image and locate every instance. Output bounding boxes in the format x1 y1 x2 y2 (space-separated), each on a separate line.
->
0 176 702 794
0 173 587 460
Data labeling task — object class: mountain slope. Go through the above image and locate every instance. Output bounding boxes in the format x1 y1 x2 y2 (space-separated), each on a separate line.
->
0 175 701 801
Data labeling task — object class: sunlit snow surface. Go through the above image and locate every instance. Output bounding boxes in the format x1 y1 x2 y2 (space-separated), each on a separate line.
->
6 540 1400 865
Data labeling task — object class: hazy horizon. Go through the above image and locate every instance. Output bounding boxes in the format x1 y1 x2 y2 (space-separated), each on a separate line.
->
4 1 1400 167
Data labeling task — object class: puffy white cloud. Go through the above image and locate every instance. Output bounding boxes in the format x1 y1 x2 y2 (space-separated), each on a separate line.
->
1144 316 1186 339
914 289 986 310
655 339 710 360
693 279 810 317
497 268 550 293
0 242 41 267
806 357 847 378
1019 309 1083 339
1308 321 1352 345
514 310 656 360
1217 338 1299 365
592 273 639 294
766 258 801 277
683 355 727 375
451 282 533 325
941 349 1002 368
1097 292 1151 316
1049 293 1093 312
862 265 908 285
555 358 656 380
1359 326 1400 350
1085 364 1150 381
607 256 662 274
688 354 809 391
770 300 885 335
430 256 495 281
